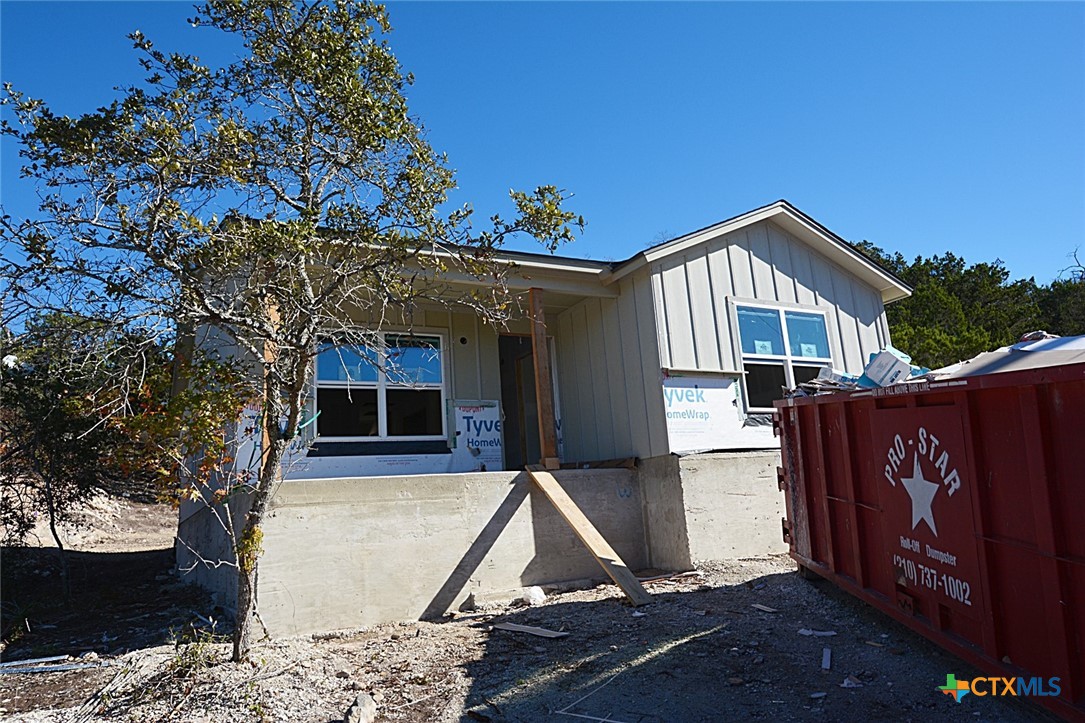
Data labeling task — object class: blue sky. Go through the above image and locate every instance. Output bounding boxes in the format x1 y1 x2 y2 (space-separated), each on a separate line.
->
2 1 1083 284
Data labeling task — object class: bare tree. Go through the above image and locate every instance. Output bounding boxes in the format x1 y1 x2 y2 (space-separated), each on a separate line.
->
1 0 582 660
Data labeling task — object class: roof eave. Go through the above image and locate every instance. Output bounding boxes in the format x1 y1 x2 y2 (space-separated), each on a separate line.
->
605 201 912 304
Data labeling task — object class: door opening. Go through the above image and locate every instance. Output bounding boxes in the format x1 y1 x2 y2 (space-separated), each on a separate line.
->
498 335 539 470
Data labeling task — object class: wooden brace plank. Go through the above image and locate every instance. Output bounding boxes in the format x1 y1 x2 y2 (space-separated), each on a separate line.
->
526 466 652 606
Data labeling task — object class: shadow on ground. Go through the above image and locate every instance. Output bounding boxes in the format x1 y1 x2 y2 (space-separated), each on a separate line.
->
450 570 1056 723
1 545 222 661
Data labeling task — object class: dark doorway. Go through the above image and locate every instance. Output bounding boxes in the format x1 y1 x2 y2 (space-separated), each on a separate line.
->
498 335 540 470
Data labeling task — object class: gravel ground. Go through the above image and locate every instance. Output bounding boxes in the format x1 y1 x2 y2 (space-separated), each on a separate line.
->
1 499 1060 722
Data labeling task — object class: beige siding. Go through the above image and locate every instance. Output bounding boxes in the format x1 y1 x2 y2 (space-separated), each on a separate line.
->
553 270 667 462
653 219 891 377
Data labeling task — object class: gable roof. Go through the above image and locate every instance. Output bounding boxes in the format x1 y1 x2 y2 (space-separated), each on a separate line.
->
602 200 912 304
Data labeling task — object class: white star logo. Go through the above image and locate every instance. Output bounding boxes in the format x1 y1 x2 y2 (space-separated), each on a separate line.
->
900 452 939 536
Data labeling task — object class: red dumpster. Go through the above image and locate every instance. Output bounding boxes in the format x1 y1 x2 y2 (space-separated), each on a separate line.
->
775 360 1085 721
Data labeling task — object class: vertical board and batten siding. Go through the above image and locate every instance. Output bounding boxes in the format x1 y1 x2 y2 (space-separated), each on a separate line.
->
553 271 668 463
320 308 499 403
653 220 888 375
418 309 504 402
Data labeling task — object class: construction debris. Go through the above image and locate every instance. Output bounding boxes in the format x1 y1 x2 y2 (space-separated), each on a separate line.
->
638 571 703 584
790 333 1085 399
492 623 569 639
0 655 70 668
521 586 546 606
798 628 837 637
0 662 111 675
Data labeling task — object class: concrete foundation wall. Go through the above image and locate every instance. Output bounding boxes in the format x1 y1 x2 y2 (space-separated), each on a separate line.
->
677 451 786 561
254 469 645 636
178 452 787 636
176 498 250 610
638 454 692 572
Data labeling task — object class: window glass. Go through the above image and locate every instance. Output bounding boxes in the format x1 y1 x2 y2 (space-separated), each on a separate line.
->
316 388 378 436
744 363 787 409
316 343 378 383
737 307 784 356
793 364 827 385
386 389 443 436
385 335 442 385
785 311 830 359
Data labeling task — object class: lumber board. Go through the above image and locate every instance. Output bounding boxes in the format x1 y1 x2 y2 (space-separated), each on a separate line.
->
529 288 559 463
526 466 652 606
493 622 569 638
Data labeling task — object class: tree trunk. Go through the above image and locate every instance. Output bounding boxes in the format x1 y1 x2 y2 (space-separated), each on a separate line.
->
233 558 258 661
232 435 286 662
44 479 71 601
36 456 71 600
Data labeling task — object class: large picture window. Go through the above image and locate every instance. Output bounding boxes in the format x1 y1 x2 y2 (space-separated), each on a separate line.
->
315 333 445 440
734 304 832 411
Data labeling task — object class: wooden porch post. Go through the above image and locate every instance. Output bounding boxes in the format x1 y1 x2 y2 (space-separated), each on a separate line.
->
530 288 560 470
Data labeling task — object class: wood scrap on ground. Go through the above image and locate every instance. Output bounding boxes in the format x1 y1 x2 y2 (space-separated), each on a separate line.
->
638 571 703 584
492 623 569 639
0 655 70 668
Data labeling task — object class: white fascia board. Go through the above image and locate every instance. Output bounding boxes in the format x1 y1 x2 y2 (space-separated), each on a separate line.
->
406 264 618 299
426 247 609 278
643 206 784 264
768 212 911 304
604 205 786 285
505 256 610 275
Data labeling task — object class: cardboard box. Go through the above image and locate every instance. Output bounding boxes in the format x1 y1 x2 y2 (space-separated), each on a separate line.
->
858 349 912 388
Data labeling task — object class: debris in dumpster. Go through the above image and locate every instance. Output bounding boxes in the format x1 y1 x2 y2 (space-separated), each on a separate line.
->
857 345 914 388
787 344 931 398
492 622 569 639
1018 330 1059 342
925 333 1085 379
816 367 861 388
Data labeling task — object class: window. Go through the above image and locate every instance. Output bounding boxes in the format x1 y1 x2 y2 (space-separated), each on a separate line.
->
735 304 832 410
315 333 445 440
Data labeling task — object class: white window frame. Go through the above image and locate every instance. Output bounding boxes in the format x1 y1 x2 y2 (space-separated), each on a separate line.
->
729 300 834 413
314 329 448 442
